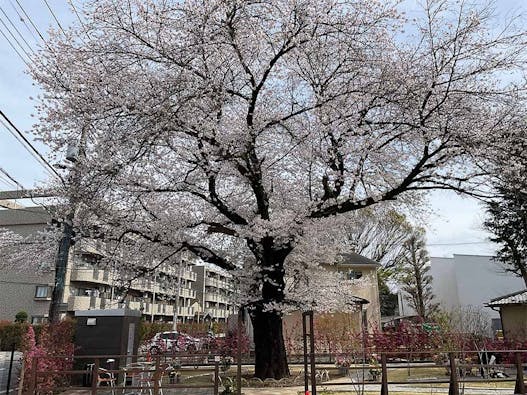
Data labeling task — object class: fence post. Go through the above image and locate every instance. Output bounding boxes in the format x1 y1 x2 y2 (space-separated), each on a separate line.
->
153 355 160 395
91 358 99 395
514 352 526 395
380 353 388 395
214 362 219 395
448 353 459 395
308 311 317 395
28 357 37 395
302 312 309 395
17 358 25 395
237 308 243 395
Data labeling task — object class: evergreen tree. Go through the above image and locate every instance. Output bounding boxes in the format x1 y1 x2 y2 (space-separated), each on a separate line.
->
484 182 527 287
378 268 399 317
398 228 438 319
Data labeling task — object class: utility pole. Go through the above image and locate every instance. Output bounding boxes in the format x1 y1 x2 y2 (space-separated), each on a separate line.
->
48 212 75 323
48 126 87 323
172 258 184 331
151 273 157 323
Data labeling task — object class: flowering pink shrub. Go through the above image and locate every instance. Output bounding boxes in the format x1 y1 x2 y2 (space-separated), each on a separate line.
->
220 324 250 359
22 320 75 393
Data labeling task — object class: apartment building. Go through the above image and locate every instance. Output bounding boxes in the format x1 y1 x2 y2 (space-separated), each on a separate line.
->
0 207 198 323
65 242 198 322
191 265 235 322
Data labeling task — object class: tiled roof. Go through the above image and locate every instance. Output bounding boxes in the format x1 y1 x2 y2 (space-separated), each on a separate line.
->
337 252 380 267
487 289 527 306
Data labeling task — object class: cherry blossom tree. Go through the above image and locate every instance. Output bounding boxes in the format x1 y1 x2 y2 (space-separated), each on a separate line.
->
30 0 527 378
0 227 58 272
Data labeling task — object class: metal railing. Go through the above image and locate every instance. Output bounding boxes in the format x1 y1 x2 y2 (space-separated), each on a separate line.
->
20 348 527 395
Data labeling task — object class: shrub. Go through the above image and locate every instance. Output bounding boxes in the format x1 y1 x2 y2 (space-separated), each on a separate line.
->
21 320 75 393
14 311 28 323
0 321 29 350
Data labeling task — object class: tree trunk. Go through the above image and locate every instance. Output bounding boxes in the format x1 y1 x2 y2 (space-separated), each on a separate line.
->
251 308 290 379
248 238 291 379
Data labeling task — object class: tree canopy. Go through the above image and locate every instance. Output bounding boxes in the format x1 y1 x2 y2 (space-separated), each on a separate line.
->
485 179 527 287
30 0 527 378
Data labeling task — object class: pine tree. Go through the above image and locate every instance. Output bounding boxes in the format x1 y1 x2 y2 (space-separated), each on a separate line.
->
484 182 527 288
398 229 438 319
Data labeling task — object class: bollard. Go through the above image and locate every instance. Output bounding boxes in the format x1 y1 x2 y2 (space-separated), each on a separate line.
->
448 353 459 395
380 353 388 395
91 358 99 395
214 362 219 395
153 355 160 395
514 352 526 395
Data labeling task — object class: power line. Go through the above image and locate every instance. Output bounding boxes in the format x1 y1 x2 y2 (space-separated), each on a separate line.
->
0 167 24 189
0 5 34 54
0 174 17 189
14 0 47 43
0 118 52 178
7 0 39 44
67 0 84 29
427 241 491 246
0 110 62 180
0 22 30 67
42 0 66 35
0 13 32 59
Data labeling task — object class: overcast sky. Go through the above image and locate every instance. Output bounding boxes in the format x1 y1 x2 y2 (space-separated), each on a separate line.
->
0 0 524 258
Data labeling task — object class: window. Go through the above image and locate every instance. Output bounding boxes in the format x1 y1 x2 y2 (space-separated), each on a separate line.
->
31 316 47 324
491 318 502 332
35 285 51 299
347 270 363 280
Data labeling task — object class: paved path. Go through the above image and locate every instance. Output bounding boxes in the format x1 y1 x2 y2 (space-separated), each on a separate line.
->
0 351 22 395
61 379 516 395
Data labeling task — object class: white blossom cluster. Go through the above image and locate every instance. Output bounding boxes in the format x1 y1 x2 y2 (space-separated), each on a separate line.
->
22 0 527 315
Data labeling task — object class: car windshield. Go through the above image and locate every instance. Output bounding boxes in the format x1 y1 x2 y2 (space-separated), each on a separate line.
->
160 332 178 340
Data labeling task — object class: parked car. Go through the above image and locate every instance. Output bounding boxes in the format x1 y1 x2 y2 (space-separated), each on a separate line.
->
147 331 201 354
199 332 226 351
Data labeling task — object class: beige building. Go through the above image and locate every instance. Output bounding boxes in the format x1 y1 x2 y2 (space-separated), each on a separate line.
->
330 252 382 330
191 265 234 322
487 290 527 341
0 207 198 323
283 252 382 344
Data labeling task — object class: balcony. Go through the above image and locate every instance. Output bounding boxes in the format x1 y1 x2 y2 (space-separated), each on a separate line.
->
178 306 194 317
204 293 230 304
205 277 232 290
70 268 112 285
157 266 197 282
204 308 231 319
67 295 103 311
179 287 196 299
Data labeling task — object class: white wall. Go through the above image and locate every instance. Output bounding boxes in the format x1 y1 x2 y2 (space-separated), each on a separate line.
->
450 254 524 319
429 257 460 310
399 254 525 321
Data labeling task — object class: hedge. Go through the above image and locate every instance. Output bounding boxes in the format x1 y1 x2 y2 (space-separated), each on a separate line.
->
0 321 29 350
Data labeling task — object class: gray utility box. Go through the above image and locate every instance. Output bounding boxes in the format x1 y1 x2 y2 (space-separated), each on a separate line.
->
74 308 141 370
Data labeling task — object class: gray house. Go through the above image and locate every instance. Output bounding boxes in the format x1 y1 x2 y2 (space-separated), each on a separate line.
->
0 207 54 323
